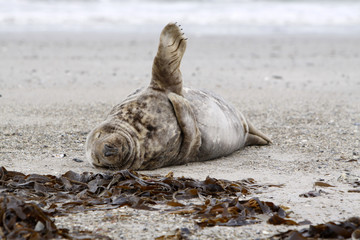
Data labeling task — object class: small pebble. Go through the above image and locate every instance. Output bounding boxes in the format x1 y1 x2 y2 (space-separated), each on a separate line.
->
73 158 84 163
272 75 283 80
34 221 45 231
352 229 360 240
52 154 66 158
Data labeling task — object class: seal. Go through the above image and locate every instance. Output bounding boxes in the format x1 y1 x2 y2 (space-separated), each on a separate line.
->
85 22 271 170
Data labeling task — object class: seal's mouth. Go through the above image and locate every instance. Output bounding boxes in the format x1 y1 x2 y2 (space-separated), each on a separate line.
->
91 161 120 170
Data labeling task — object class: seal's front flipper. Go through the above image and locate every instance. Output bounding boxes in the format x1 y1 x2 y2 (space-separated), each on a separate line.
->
151 23 187 95
168 92 201 162
245 121 272 146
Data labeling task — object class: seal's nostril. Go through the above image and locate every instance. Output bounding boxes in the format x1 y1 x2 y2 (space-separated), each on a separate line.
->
103 144 118 157
104 144 115 150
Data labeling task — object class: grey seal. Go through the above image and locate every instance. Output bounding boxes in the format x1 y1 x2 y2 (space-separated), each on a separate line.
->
85 22 271 170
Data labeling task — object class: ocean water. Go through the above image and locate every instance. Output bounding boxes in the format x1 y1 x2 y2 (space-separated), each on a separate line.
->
1 0 360 34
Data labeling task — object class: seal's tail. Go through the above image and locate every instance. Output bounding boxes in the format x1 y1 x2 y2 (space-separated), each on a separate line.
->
150 22 187 95
245 121 272 146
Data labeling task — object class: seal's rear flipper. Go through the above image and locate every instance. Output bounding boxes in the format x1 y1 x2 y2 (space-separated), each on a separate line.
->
245 121 272 146
168 92 201 162
150 23 187 95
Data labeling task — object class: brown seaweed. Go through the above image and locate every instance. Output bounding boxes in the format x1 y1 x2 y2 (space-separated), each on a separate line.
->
270 217 360 239
0 194 110 240
267 214 298 226
299 189 328 198
155 227 191 240
0 166 289 238
314 181 335 188
0 167 276 216
0 167 286 239
3 166 359 239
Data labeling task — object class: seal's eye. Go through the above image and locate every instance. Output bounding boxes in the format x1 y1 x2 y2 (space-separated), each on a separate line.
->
103 144 118 157
95 132 102 139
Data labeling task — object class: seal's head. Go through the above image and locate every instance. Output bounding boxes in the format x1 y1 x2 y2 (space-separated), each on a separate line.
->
85 121 141 170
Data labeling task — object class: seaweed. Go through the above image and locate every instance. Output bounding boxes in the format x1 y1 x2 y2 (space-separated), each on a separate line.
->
0 194 110 240
155 227 191 240
299 190 328 198
2 166 359 239
270 217 360 239
313 181 335 188
0 166 289 238
0 167 278 216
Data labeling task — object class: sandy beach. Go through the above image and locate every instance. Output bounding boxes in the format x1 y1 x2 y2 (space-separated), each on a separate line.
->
1 30 360 239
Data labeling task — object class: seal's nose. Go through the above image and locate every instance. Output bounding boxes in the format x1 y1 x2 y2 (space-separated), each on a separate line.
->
103 144 118 157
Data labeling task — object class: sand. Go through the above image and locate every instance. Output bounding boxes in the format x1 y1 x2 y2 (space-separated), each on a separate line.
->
1 30 360 239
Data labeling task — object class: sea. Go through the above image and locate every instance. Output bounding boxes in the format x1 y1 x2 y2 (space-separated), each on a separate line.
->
1 0 360 35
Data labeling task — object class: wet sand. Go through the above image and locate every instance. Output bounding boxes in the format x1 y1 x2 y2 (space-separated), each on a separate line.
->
1 31 360 239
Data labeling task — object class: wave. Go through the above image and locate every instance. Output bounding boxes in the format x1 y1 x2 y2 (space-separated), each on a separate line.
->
1 0 360 34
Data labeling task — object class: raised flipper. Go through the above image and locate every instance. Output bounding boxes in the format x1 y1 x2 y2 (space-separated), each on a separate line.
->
168 92 201 162
150 22 187 95
245 121 272 146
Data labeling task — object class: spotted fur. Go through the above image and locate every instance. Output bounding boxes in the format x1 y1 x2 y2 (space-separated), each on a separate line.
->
85 23 271 170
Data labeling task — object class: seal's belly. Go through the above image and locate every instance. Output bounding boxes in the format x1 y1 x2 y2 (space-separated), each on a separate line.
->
183 88 248 161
